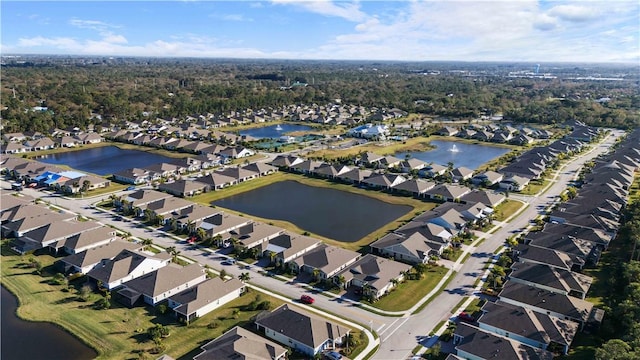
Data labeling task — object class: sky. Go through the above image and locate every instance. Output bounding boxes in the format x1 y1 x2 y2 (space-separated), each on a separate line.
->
2 1 639 63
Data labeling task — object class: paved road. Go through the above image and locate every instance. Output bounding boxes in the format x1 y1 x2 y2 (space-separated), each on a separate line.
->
372 130 624 360
2 130 622 360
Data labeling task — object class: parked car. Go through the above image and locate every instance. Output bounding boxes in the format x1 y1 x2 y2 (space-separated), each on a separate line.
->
458 312 475 323
126 186 136 191
324 351 343 360
300 295 315 304
481 288 498 296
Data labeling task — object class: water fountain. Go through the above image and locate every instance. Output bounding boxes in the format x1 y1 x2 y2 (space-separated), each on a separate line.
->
449 144 460 153
275 124 283 131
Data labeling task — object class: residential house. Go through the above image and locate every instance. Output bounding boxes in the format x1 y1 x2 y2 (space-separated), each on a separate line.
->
242 162 278 177
118 190 173 215
193 326 286 360
471 171 504 186
170 278 245 324
144 162 181 179
437 126 459 136
112 168 151 185
392 178 435 197
217 166 259 183
2 207 74 240
1 142 28 154
219 146 255 159
512 244 585 272
453 323 555 360
229 222 285 251
87 249 172 290
425 184 471 202
58 240 143 274
339 168 373 184
359 152 384 167
200 212 252 238
58 226 118 255
158 180 209 197
255 304 350 356
168 204 220 230
61 175 110 194
525 233 601 267
347 123 389 140
508 262 593 300
290 160 324 174
498 282 603 330
146 197 195 222
291 244 360 281
117 263 207 307
419 163 448 178
379 155 402 169
269 155 304 168
24 138 55 151
20 219 104 253
477 301 578 355
499 175 531 192
398 158 428 173
450 167 474 183
263 232 322 265
195 172 237 190
336 254 412 299
75 133 103 144
362 173 407 190
370 230 448 264
460 190 506 209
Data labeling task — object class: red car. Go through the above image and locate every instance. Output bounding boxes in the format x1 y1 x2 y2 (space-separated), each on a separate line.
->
458 312 475 323
300 295 315 304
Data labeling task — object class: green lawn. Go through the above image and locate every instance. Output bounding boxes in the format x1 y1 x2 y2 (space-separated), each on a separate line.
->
493 199 526 222
368 265 449 312
520 179 551 196
306 136 436 160
0 245 289 360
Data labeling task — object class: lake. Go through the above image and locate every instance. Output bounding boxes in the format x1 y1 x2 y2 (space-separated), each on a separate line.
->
239 124 313 139
1 286 97 360
214 180 412 242
396 140 511 170
37 146 175 176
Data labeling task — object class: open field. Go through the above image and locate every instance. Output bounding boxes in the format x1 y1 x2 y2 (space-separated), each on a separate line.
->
192 172 439 251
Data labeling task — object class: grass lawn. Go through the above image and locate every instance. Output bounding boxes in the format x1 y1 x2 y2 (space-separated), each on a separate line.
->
0 244 291 360
193 172 438 251
70 183 129 198
520 179 551 196
493 199 526 222
368 265 449 312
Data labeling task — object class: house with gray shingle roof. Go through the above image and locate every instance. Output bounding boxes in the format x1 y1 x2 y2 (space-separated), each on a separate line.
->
230 222 285 250
255 304 350 356
194 326 286 360
169 278 245 324
460 190 506 209
158 179 208 197
498 282 603 330
339 168 373 184
425 183 470 202
392 178 435 197
477 301 578 355
508 262 593 299
58 240 143 274
262 232 322 265
291 244 360 280
87 249 171 290
454 323 555 360
370 231 448 264
117 263 207 307
336 254 412 299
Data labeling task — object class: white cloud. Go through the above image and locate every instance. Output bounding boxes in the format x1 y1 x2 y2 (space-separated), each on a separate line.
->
548 4 599 22
69 18 120 31
209 13 254 22
271 0 368 22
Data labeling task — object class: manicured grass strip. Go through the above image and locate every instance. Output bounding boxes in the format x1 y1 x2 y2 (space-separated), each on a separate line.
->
520 179 551 196
413 269 458 315
493 199 525 222
369 266 448 312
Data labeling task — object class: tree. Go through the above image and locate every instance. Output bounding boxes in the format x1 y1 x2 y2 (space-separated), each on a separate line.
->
239 272 250 283
141 238 153 250
595 339 633 360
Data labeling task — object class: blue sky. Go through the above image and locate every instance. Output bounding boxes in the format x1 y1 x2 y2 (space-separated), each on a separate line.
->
2 1 638 62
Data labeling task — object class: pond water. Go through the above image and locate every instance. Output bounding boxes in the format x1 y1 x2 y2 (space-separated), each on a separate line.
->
214 180 412 242
239 124 313 139
37 146 175 176
1 286 98 360
396 140 511 170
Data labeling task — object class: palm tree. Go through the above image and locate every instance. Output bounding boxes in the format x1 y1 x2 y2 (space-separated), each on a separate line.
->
186 220 196 234
239 272 250 283
142 238 153 250
312 269 321 282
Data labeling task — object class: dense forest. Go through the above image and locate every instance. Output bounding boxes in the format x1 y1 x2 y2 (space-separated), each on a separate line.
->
1 57 638 133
